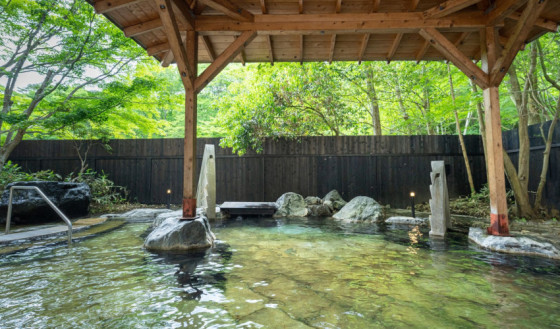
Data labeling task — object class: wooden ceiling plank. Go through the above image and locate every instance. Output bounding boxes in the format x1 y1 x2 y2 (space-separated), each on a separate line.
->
94 0 144 14
171 0 195 30
124 18 162 37
415 39 430 63
424 0 482 19
202 35 216 61
196 30 257 93
370 0 381 13
267 35 274 64
198 0 254 22
329 34 336 64
419 27 488 89
508 11 558 32
358 33 370 64
490 0 548 85
387 33 403 62
260 0 267 14
155 0 194 88
300 34 304 64
486 0 528 26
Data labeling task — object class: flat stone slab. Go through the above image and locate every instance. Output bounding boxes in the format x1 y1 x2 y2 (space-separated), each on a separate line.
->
468 227 560 259
220 202 277 216
385 216 427 225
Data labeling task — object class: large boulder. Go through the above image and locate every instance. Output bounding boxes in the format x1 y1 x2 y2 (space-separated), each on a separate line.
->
307 204 333 217
144 213 215 251
304 196 322 206
333 196 382 222
0 181 91 224
323 190 347 211
274 192 308 217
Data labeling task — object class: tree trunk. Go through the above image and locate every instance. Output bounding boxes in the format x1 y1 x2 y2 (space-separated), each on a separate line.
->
448 64 475 195
365 65 382 136
395 78 411 135
503 150 535 219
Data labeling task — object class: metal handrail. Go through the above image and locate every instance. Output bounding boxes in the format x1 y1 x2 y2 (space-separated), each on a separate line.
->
5 186 72 245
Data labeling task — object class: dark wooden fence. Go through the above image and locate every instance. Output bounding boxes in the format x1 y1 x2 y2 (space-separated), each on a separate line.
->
8 135 487 208
503 120 560 212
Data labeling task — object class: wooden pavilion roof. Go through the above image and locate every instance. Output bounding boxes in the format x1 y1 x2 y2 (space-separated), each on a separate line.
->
89 0 560 66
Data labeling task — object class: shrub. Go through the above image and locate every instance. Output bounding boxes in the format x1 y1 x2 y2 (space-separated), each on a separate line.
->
65 169 128 205
0 161 61 191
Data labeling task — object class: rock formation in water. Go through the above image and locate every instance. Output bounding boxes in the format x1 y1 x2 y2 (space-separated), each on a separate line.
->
322 190 347 211
333 196 382 222
274 192 308 217
0 181 91 224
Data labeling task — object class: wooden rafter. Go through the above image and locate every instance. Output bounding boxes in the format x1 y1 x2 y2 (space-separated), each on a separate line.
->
387 33 403 62
124 18 162 37
508 11 558 32
490 0 548 86
155 0 194 88
267 35 274 65
486 0 527 26
358 33 370 64
370 0 380 13
171 0 195 30
195 31 257 93
415 40 430 63
300 34 304 64
235 36 247 65
201 35 216 61
336 0 342 13
260 0 267 14
299 0 303 14
423 0 482 19
454 31 470 46
161 50 174 67
409 0 420 11
329 34 336 64
198 0 254 21
94 0 143 14
419 27 488 89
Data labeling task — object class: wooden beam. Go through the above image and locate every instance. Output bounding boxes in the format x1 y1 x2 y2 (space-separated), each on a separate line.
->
161 50 174 67
198 0 254 21
299 0 303 14
508 11 558 32
300 34 304 64
329 34 336 64
195 12 492 33
415 39 430 63
171 0 195 30
423 0 482 19
387 33 403 62
454 31 470 46
147 41 172 56
260 0 267 14
267 35 274 65
155 0 194 89
94 0 142 14
201 35 216 61
419 28 488 89
358 33 370 64
486 0 527 26
183 29 198 219
370 0 380 13
409 0 420 11
336 0 342 13
195 31 257 93
480 26 509 236
490 0 548 86
123 18 162 38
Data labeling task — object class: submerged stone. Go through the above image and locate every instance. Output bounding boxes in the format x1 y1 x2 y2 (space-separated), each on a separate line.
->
307 204 333 217
144 214 215 251
468 227 560 259
385 216 427 226
0 181 91 224
274 192 308 217
103 208 173 222
323 190 347 210
333 196 382 222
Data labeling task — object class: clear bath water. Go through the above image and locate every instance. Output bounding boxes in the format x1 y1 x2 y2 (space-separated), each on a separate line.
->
0 217 559 328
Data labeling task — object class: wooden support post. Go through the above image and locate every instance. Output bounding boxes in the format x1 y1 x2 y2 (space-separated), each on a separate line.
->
481 26 509 236
183 30 198 219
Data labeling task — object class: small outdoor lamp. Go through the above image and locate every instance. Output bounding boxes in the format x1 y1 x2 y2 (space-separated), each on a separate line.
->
410 191 416 218
166 189 172 209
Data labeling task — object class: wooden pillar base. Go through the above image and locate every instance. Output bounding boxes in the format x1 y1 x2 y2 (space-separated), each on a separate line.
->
487 213 510 236
182 198 197 219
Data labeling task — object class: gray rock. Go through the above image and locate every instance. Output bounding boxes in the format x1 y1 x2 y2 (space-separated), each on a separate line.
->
333 196 382 222
468 227 560 259
144 214 216 251
103 208 173 222
153 210 183 227
307 204 333 217
386 216 427 225
274 192 308 217
0 181 91 224
304 196 322 205
323 190 347 210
